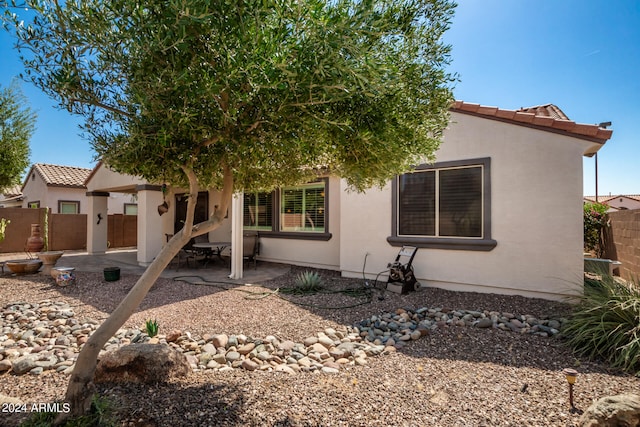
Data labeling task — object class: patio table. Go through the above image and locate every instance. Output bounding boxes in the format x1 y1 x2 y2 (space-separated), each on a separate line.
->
192 242 231 266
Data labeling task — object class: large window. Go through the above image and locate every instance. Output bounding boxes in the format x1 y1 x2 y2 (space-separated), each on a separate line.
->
243 179 331 240
389 158 496 251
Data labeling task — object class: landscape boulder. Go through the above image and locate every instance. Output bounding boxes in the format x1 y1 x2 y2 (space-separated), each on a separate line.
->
579 393 640 427
94 343 191 384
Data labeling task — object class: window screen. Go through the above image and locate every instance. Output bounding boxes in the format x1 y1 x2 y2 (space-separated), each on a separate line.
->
280 182 325 232
243 192 273 230
397 165 483 238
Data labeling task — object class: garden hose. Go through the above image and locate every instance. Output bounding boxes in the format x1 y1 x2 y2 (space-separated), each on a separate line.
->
171 275 374 309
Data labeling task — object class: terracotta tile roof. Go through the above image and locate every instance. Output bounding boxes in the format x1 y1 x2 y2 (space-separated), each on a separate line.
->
584 195 640 203
1 184 23 198
451 101 613 146
517 104 570 121
24 163 92 190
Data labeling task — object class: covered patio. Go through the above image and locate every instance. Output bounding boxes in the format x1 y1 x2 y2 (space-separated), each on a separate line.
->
84 163 252 279
0 248 290 284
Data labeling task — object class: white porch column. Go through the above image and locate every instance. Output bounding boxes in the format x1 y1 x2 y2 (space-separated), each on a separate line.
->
86 191 109 254
136 185 165 266
229 193 244 279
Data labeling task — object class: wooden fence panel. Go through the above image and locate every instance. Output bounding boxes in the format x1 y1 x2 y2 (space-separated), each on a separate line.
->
108 214 137 248
1 209 137 253
49 214 87 251
0 208 47 253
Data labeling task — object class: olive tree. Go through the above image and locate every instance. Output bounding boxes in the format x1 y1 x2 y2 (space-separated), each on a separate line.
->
0 79 34 189
4 0 456 420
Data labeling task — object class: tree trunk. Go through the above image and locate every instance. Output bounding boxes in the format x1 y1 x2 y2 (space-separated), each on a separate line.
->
56 167 234 424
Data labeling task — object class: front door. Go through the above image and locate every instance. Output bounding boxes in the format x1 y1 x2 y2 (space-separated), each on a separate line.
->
174 192 209 234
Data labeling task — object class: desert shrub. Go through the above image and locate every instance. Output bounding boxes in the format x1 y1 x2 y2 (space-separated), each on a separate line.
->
145 318 159 338
562 275 640 376
293 270 323 293
583 202 609 256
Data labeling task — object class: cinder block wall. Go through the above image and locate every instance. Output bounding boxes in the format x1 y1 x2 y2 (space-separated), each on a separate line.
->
603 208 640 280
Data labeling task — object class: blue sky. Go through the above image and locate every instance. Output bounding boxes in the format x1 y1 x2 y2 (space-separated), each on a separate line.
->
1 1 638 196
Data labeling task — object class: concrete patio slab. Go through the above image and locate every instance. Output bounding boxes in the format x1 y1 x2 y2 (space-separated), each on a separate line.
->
0 248 290 285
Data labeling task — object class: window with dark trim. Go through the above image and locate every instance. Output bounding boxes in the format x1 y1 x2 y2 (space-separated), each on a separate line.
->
243 192 273 231
28 201 40 208
243 178 331 241
124 203 138 215
58 200 80 214
388 158 496 251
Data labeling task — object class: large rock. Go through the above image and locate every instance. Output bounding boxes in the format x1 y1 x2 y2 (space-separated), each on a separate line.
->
94 343 191 384
579 394 640 427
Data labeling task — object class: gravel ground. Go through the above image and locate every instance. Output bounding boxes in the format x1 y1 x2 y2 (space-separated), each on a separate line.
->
1 266 639 427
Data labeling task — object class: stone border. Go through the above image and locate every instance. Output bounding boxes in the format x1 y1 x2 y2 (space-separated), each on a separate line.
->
0 301 565 376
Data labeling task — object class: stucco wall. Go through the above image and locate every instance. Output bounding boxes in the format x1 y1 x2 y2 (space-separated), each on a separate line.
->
608 197 640 211
339 112 593 301
22 171 135 214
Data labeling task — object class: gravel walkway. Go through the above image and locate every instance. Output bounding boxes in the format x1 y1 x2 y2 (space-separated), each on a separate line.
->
1 267 638 426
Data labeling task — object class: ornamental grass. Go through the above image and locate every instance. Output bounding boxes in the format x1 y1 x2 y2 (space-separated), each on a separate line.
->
563 274 640 376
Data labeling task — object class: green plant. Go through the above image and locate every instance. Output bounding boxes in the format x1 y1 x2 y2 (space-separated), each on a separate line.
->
20 395 117 427
0 218 9 243
42 208 49 251
583 202 609 257
294 271 323 292
145 319 159 338
562 275 640 376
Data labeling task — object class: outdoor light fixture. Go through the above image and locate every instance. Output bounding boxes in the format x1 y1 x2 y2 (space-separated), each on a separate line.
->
158 183 169 216
157 201 169 216
562 368 579 413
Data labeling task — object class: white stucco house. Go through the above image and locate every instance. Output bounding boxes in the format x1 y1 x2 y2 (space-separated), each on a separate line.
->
584 194 640 212
85 101 613 301
0 185 23 208
21 163 136 215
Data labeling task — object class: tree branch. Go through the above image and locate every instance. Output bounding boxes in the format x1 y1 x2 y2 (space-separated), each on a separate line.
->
68 97 132 118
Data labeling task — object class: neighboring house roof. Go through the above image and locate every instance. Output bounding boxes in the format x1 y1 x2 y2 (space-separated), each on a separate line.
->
1 184 23 198
0 184 23 203
450 101 613 153
22 163 92 191
584 195 640 203
517 104 570 121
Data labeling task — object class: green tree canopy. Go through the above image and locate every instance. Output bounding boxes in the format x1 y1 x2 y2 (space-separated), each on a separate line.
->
2 0 457 419
5 0 455 193
0 79 34 189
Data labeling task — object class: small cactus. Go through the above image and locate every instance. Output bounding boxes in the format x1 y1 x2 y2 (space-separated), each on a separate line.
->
145 319 159 338
295 270 323 292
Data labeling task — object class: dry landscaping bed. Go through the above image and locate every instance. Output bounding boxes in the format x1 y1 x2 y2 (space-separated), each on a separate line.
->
1 267 638 426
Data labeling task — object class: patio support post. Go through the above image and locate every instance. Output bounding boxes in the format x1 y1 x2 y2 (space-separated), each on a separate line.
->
86 191 109 254
136 185 165 266
229 193 244 279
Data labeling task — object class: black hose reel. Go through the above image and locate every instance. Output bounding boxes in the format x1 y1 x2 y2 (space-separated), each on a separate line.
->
386 246 421 294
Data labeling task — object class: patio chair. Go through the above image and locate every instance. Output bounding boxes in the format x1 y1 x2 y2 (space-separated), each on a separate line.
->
165 234 192 271
243 231 259 269
184 234 212 267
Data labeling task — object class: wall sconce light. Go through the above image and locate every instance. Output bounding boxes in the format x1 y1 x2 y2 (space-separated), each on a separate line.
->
97 213 103 225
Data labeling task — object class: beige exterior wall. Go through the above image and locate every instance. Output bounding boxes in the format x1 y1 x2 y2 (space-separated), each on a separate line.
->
339 112 593 301
22 168 134 214
607 197 640 211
